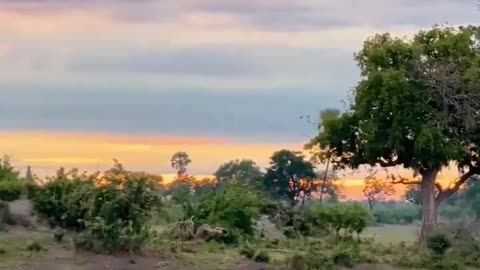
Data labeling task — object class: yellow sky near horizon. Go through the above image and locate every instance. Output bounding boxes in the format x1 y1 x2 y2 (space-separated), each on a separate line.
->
0 131 463 200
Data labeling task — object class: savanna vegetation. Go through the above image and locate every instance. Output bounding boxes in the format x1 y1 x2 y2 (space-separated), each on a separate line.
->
1 25 480 270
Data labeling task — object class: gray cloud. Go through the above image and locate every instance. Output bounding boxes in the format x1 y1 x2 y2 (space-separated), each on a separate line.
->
0 86 345 142
68 47 265 77
65 46 356 80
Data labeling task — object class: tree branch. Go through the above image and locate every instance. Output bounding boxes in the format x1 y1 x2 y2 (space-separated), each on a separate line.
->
378 159 402 167
435 183 443 193
438 168 479 200
390 178 421 185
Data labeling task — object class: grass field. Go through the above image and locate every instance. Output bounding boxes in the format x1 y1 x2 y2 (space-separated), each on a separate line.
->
363 224 419 244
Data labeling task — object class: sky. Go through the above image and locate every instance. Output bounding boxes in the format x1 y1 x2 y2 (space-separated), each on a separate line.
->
0 0 478 198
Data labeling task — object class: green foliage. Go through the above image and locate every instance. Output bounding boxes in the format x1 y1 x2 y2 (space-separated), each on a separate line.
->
263 150 316 205
239 244 255 259
0 201 13 228
25 240 44 252
308 25 480 240
193 184 268 243
427 233 452 256
331 244 357 267
0 155 26 202
0 180 24 201
288 252 334 270
372 202 421 224
79 175 160 253
309 203 370 239
0 155 20 182
32 169 96 229
33 163 161 253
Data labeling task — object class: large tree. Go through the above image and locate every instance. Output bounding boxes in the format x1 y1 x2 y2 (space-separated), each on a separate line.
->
309 25 480 242
263 149 316 206
214 159 263 187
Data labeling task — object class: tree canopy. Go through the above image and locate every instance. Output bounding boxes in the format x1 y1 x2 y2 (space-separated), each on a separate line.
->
171 152 191 177
214 159 263 187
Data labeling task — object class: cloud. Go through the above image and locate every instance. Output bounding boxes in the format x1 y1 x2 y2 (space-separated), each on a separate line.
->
0 0 476 144
68 47 265 77
0 85 344 142
0 0 477 31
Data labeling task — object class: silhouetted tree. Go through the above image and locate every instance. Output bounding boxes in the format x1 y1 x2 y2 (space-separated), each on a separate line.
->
263 150 316 206
214 159 263 187
171 152 191 177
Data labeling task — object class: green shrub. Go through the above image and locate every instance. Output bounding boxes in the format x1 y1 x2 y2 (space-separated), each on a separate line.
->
26 240 44 252
287 250 334 270
34 163 162 253
427 233 452 256
33 176 95 230
25 182 39 199
79 175 160 253
372 203 421 224
254 250 270 263
332 245 356 267
0 180 24 201
193 184 269 243
0 201 14 229
239 245 255 259
308 203 370 239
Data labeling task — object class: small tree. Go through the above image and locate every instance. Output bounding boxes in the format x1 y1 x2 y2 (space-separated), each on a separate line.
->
363 169 395 211
0 155 20 182
171 152 191 177
263 150 316 206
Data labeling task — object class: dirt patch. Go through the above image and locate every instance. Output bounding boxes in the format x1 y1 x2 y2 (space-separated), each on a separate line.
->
12 252 172 270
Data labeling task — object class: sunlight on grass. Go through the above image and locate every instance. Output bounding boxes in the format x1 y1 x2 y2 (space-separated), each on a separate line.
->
363 225 418 244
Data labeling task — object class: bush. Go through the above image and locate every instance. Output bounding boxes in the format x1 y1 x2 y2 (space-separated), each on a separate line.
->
26 240 44 252
25 182 39 199
254 250 270 263
239 245 255 259
0 201 13 228
427 233 452 256
308 203 370 239
331 245 357 267
372 203 421 224
0 180 24 201
33 175 95 230
33 163 162 253
287 250 334 270
78 174 160 253
192 184 270 243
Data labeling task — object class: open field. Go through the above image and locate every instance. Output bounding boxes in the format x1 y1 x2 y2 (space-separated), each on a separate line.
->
0 225 418 270
363 224 419 244
0 225 421 270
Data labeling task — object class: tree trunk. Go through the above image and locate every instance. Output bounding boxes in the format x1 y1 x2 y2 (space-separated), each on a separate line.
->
418 169 440 244
367 198 374 211
319 156 331 203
